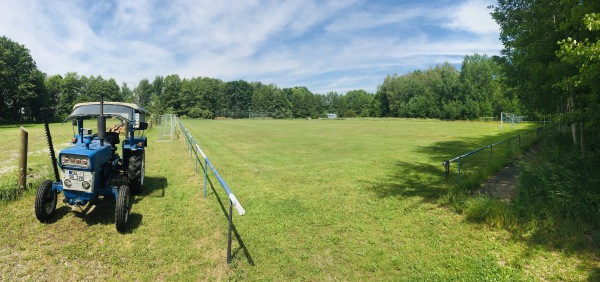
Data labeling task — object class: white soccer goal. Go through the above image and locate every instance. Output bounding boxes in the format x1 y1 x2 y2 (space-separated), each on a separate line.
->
500 112 526 131
157 114 177 141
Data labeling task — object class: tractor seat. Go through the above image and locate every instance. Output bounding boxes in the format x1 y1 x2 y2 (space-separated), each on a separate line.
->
105 132 120 146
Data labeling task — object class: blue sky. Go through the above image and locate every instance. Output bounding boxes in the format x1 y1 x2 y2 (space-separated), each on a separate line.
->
0 0 501 94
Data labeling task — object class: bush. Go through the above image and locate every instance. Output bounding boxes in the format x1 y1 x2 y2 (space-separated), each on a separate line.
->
344 109 356 118
188 108 215 119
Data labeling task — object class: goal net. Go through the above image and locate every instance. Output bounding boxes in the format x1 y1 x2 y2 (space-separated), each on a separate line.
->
500 112 526 131
157 114 177 141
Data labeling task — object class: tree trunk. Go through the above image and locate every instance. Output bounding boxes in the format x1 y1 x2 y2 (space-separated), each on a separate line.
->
580 121 584 158
568 97 577 145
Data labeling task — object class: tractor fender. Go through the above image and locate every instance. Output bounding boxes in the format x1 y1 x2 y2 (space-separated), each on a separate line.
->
122 136 147 152
52 182 64 192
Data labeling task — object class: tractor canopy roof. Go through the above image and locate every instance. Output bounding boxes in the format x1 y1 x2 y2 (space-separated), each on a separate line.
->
64 102 148 122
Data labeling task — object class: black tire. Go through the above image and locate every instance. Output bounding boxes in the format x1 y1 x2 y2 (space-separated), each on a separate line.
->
115 185 130 232
128 151 144 195
35 179 57 222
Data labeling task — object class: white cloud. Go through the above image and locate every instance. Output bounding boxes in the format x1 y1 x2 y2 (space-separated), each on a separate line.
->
0 0 503 94
325 7 432 33
443 0 499 35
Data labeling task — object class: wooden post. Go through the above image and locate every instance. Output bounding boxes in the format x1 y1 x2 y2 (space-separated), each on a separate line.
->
18 127 28 193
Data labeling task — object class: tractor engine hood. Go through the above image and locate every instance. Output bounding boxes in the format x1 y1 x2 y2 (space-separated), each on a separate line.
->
59 143 112 171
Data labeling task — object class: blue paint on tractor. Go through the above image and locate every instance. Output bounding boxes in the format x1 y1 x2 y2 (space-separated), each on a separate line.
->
36 101 149 232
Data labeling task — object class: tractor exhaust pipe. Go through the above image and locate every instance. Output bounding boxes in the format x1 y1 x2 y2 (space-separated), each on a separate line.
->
98 95 106 146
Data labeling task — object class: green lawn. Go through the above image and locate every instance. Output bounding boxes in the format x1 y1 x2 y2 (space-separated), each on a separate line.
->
0 119 597 280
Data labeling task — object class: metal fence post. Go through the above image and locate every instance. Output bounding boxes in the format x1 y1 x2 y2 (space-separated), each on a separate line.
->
227 200 234 264
179 119 245 264
203 159 208 197
457 157 461 185
444 161 449 179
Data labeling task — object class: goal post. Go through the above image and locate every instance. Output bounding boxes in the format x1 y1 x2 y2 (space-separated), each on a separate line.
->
500 112 526 131
157 114 177 141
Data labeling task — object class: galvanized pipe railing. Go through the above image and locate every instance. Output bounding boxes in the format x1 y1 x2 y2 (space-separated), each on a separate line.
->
443 127 543 185
177 118 245 264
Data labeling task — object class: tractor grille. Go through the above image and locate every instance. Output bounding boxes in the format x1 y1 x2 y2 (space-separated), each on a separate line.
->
62 169 94 192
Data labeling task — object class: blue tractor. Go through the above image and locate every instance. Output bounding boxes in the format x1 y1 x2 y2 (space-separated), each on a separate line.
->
35 99 148 232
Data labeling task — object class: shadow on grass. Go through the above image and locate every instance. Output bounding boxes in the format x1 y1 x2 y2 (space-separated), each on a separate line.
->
367 161 448 204
588 268 600 281
367 127 542 203
39 205 72 224
38 176 164 232
70 196 142 233
139 176 167 199
368 126 600 277
202 164 255 266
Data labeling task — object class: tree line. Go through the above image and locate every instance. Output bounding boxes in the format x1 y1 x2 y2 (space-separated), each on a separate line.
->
1 35 521 123
492 0 600 154
488 0 600 236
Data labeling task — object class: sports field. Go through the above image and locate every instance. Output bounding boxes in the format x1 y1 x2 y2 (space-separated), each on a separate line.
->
0 119 596 280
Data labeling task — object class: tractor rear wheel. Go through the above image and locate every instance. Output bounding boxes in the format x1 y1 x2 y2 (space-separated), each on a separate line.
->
115 185 130 232
128 151 144 195
35 180 57 222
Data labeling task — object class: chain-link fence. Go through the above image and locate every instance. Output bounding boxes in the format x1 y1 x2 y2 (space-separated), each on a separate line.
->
157 114 177 142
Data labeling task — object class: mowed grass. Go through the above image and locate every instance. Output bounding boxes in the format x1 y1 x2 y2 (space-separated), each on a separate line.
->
0 123 77 200
182 119 596 280
0 119 597 280
0 122 230 280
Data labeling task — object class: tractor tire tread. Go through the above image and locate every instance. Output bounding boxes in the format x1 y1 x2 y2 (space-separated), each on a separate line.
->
115 185 130 232
35 179 57 222
128 152 143 195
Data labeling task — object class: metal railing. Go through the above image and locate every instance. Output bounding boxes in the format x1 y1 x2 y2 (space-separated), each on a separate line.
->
177 118 245 264
443 127 544 186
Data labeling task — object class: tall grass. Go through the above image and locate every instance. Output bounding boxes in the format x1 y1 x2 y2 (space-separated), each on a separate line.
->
0 170 19 201
444 127 543 211
463 127 600 252
516 130 600 233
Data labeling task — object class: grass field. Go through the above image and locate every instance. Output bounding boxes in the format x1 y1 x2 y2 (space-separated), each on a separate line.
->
0 119 598 280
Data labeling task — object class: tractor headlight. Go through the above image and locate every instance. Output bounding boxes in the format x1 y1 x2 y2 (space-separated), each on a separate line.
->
82 181 91 189
64 179 72 187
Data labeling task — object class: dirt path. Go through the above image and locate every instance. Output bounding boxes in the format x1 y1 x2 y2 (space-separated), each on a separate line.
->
476 142 542 201
476 162 519 201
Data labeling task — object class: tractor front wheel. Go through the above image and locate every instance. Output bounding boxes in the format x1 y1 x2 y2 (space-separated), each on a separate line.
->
35 180 57 222
115 185 130 232
128 151 144 195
